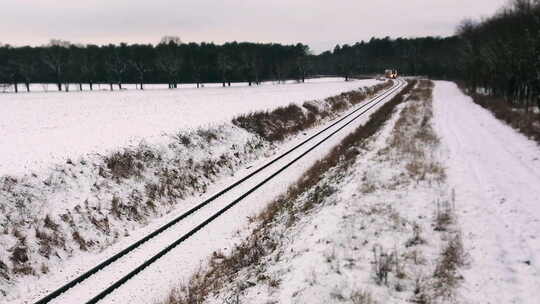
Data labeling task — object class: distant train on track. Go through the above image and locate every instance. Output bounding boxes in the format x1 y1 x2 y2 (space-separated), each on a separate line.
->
385 69 398 79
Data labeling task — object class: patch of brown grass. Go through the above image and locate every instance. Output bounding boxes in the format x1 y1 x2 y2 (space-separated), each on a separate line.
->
233 81 394 142
432 234 466 299
457 82 540 144
385 80 445 183
232 104 312 142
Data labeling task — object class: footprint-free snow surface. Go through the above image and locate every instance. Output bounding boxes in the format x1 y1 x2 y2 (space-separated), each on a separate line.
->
433 81 540 304
0 78 377 176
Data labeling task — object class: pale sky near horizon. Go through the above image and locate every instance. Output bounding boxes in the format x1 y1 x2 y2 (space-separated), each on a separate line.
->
1 0 508 53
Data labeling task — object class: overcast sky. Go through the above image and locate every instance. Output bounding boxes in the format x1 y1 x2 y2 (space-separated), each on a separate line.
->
1 0 508 53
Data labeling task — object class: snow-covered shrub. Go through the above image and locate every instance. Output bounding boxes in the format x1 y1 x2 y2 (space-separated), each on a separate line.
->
232 81 394 142
0 124 269 286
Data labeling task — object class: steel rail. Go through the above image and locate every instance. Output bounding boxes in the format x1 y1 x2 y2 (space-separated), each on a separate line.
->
34 79 404 304
84 79 405 304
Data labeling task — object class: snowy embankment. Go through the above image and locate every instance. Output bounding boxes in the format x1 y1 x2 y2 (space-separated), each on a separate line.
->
0 78 386 301
0 77 376 176
433 81 540 304
162 80 468 303
162 80 540 304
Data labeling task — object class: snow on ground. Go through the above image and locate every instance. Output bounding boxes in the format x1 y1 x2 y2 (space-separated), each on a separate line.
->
7 80 403 304
155 80 464 304
433 81 540 304
147 80 540 304
5 79 536 304
0 124 271 301
93 80 406 304
0 77 378 176
0 78 390 302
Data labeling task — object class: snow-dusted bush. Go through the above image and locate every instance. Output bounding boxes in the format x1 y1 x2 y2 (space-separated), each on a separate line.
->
0 125 269 286
232 81 393 142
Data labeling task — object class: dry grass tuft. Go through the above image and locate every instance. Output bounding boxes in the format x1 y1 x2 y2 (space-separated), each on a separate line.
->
432 234 466 299
0 259 9 280
433 201 454 232
232 104 312 142
351 290 378 304
104 150 144 180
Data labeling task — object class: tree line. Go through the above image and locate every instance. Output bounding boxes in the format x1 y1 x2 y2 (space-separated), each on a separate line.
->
457 0 540 110
315 0 540 110
310 36 461 81
1 0 539 112
0 35 462 93
0 38 309 92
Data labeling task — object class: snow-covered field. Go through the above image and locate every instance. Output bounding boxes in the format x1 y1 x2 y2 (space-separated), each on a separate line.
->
159 80 540 304
0 77 378 176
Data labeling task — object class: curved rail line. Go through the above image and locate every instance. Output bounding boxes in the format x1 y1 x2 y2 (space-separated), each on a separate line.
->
34 79 405 304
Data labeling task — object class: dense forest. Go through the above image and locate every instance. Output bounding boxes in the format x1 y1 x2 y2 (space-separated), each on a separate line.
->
0 0 539 111
0 35 460 92
457 0 540 110
310 36 461 80
0 39 309 91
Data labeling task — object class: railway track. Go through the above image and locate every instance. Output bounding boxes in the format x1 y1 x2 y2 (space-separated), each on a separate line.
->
30 79 406 304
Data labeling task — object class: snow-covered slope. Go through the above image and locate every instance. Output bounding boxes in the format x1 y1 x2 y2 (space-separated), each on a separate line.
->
0 78 377 176
0 78 388 302
433 81 540 304
162 80 467 304
162 80 540 304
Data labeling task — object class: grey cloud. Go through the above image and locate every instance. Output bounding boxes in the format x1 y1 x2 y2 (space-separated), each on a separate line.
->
0 0 508 53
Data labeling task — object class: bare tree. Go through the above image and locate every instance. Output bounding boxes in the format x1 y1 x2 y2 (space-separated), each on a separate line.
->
131 60 150 90
129 45 154 90
17 60 36 92
157 37 183 89
217 53 231 87
251 55 261 85
81 48 98 91
156 53 182 89
42 39 71 91
106 48 127 90
296 56 307 83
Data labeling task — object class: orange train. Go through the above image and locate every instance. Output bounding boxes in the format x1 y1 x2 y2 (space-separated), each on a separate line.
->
385 69 398 79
